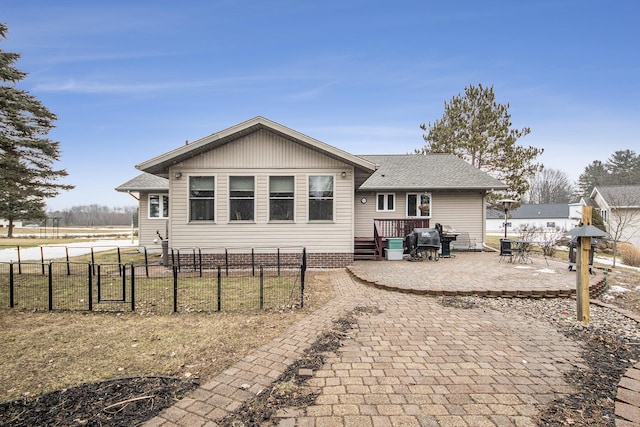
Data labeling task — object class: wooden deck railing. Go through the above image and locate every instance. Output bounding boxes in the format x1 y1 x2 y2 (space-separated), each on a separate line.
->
373 219 430 260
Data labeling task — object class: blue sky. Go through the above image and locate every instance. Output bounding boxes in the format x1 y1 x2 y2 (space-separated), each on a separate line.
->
3 0 639 211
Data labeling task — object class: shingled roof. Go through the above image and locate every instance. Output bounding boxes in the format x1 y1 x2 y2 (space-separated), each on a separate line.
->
357 154 507 191
592 185 640 208
115 173 168 192
487 203 570 220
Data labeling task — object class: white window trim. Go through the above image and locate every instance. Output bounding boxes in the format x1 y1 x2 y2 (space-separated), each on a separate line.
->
148 193 169 219
268 175 296 223
307 174 335 223
407 192 432 218
228 175 256 222
376 193 396 212
188 175 216 223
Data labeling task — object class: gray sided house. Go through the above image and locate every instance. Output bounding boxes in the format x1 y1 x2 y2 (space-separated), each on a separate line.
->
116 117 506 267
589 185 640 248
486 203 581 234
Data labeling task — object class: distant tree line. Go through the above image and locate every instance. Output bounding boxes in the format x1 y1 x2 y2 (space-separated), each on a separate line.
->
46 205 138 227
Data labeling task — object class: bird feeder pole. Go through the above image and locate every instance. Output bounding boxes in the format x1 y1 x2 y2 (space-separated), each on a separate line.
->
576 206 593 323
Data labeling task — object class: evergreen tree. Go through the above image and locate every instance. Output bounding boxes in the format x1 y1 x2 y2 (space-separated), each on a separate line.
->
577 150 640 196
0 23 73 237
418 83 543 198
605 149 640 185
577 160 610 196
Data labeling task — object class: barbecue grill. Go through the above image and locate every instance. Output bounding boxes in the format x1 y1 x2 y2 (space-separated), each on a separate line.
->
435 223 458 258
406 227 440 260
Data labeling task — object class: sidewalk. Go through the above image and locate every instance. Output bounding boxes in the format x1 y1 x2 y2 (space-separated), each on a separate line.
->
0 240 139 263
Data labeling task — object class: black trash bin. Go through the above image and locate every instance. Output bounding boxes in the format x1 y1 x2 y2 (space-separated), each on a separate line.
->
568 236 595 273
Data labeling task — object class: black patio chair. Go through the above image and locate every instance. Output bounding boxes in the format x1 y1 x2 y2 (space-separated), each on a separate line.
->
499 239 518 263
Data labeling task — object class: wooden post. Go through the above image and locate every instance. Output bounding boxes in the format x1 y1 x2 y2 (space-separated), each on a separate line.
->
576 206 592 323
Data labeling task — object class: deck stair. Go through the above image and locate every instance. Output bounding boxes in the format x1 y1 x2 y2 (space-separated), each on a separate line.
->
354 237 377 260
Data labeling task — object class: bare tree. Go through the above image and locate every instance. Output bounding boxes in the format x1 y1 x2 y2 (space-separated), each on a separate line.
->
525 168 574 204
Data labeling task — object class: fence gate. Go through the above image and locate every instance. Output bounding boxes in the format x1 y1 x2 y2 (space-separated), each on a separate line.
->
95 264 130 308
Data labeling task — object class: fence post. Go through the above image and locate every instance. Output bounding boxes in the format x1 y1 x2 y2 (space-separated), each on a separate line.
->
192 248 197 273
88 264 93 311
91 248 96 275
217 265 222 312
259 265 264 310
198 248 202 277
117 247 122 265
300 248 306 308
97 264 101 302
144 247 149 278
225 249 229 277
173 265 178 313
9 262 14 308
252 248 255 277
130 264 135 312
17 246 21 274
48 263 53 311
66 247 71 276
41 247 45 275
277 248 280 277
121 263 126 301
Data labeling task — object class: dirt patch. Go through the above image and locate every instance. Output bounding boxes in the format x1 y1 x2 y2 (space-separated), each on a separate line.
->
597 268 640 314
535 328 640 426
439 296 477 309
0 377 198 427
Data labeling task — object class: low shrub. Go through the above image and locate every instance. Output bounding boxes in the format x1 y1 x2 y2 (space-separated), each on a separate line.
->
618 242 640 267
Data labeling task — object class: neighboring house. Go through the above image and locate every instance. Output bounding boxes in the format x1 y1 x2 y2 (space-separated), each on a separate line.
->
116 117 506 267
589 185 640 248
486 203 581 235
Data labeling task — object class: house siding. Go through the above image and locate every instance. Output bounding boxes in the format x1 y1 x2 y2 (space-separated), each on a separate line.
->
486 217 577 234
354 191 486 245
139 191 168 249
167 129 355 265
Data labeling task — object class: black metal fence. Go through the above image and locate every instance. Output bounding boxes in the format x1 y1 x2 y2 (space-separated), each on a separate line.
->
0 249 306 314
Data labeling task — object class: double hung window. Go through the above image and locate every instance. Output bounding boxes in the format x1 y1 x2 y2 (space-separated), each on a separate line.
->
269 176 294 221
149 194 169 218
309 176 333 221
407 193 431 217
230 176 255 221
377 193 395 212
189 176 215 221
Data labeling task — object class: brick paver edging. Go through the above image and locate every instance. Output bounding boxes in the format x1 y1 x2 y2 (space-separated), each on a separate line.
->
346 265 609 299
616 364 640 427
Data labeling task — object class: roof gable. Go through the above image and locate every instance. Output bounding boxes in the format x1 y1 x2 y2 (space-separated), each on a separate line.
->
137 116 376 176
591 185 640 208
357 154 507 191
